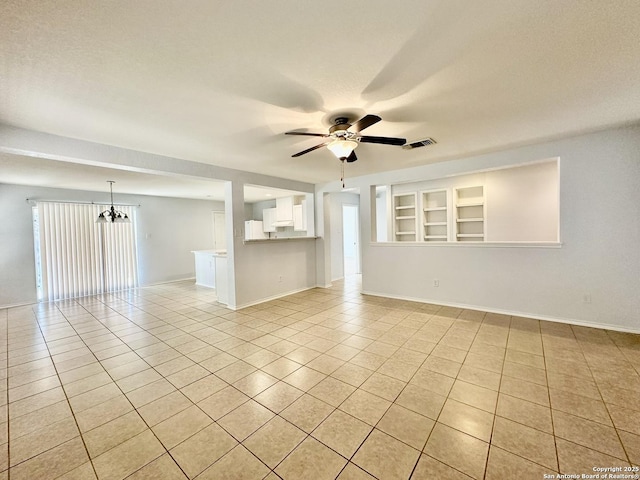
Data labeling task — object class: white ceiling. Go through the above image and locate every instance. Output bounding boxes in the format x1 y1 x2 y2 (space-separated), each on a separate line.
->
1 0 639 194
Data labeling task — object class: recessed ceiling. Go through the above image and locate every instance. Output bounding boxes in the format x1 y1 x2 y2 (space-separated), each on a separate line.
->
1 0 639 187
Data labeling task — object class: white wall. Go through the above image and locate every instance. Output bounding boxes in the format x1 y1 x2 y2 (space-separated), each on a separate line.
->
0 183 223 307
317 124 640 333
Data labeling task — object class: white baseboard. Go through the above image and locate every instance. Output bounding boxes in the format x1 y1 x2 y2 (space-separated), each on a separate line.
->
361 290 640 335
141 277 196 287
232 286 317 311
0 300 34 310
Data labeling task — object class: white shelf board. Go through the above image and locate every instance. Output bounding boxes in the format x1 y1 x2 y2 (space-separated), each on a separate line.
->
456 218 484 223
396 216 416 220
423 207 447 212
396 231 416 235
456 202 484 207
456 234 484 238
395 205 416 210
425 235 447 239
424 222 447 226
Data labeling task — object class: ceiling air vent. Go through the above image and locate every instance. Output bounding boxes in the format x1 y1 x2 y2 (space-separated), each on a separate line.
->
402 138 437 150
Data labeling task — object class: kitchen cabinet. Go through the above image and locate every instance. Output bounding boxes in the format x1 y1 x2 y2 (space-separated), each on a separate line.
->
263 208 276 232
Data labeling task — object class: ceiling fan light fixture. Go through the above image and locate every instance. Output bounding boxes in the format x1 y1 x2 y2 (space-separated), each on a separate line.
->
327 139 358 160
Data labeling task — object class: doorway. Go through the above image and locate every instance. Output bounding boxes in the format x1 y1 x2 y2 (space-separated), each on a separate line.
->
342 204 360 276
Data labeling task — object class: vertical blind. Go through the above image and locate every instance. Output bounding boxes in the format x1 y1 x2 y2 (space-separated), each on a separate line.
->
36 202 138 301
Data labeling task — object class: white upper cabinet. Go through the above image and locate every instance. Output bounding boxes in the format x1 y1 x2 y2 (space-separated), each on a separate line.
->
262 208 277 232
276 196 294 223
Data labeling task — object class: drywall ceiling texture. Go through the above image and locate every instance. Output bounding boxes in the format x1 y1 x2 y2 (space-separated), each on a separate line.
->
1 1 640 185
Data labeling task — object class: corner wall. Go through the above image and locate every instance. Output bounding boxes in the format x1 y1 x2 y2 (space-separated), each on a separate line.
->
319 124 640 333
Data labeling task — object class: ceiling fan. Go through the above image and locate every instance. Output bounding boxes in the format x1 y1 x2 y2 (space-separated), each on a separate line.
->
285 114 406 163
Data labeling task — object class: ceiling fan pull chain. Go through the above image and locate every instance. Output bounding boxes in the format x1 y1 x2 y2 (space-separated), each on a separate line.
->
341 159 345 188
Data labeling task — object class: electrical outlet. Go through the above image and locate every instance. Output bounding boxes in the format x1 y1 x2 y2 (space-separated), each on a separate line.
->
433 279 439 287
583 294 592 304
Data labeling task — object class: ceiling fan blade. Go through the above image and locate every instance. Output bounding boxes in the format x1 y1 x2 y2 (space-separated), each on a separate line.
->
346 151 358 163
291 142 330 157
285 131 329 137
358 135 406 146
349 114 381 133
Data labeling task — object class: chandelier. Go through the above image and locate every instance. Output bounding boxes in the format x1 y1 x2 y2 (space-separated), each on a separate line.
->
96 181 131 223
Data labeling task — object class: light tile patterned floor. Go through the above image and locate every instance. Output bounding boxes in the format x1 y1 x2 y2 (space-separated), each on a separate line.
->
0 276 639 479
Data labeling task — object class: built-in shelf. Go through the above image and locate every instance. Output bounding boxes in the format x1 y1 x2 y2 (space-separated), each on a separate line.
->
393 193 418 242
455 186 485 242
422 189 449 242
424 206 447 212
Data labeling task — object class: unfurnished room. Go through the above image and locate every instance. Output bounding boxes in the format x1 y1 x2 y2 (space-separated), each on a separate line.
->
0 1 639 479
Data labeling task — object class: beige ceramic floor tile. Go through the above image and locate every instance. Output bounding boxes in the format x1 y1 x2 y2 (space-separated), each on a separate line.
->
485 446 554 480
276 436 347 480
608 404 640 436
338 389 391 426
283 366 326 391
170 423 238 478
232 370 279 397
180 374 227 403
254 381 304 413
330 363 373 388
410 369 455 396
138 390 192 426
552 410 627 460
197 386 249 420
377 404 435 450
411 454 473 479
395 383 446 420
359 372 406 402
308 377 356 407
449 380 498 413
92 430 165 480
457 365 501 391
352 429 420 480
83 410 147 458
312 409 372 458
280 394 333 433
438 399 494 442
125 379 176 409
214 361 257 384
217 399 274 441
499 376 550 406
491 416 557 470
556 438 629 475
424 423 489 480
152 404 212 449
10 416 79 466
56 461 98 480
8 437 89 480
197 445 270 480
550 388 612 425
496 393 553 433
9 400 72 439
336 462 377 480
243 416 306 468
126 453 188 479
74 394 134 432
619 431 640 465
